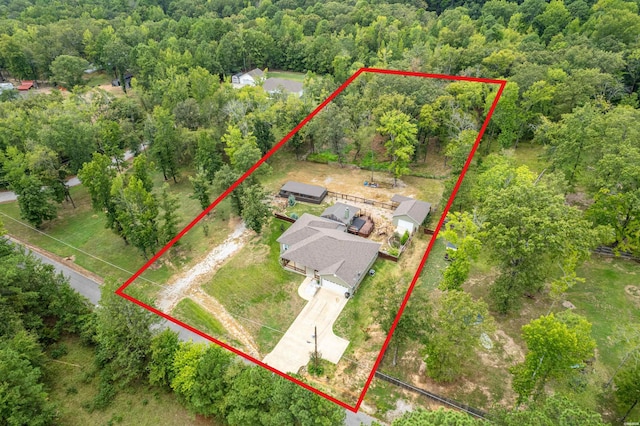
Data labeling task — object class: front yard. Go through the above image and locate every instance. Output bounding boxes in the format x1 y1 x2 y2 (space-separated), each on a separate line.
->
202 219 305 353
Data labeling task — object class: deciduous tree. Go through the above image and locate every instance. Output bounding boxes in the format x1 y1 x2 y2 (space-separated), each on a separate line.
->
49 54 89 89
423 291 494 382
511 311 596 403
377 110 417 186
240 184 271 234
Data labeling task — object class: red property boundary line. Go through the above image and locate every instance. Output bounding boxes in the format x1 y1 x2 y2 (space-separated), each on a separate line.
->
116 68 507 412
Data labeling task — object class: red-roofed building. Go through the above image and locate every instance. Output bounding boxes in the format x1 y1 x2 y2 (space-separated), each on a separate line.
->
17 81 34 91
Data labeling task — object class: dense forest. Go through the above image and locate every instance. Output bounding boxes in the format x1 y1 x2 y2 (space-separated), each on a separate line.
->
0 0 639 424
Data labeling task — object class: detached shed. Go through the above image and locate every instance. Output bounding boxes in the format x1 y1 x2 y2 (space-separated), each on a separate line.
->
17 81 34 91
393 198 432 234
278 181 327 204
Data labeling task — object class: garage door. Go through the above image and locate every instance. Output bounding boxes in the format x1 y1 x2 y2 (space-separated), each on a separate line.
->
397 219 415 234
321 278 348 295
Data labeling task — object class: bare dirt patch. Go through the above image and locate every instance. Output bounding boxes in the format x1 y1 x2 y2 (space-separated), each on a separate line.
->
273 161 437 204
625 285 640 307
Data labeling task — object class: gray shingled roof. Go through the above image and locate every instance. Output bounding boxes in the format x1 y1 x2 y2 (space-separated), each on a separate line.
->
280 181 327 198
321 202 360 225
277 214 345 246
263 78 303 94
391 194 413 203
246 68 264 78
393 199 432 225
277 213 380 287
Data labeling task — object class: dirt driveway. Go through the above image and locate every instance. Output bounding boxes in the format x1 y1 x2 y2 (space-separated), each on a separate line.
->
262 285 350 374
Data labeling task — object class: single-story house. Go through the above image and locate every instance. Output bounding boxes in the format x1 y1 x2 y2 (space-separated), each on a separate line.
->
263 77 303 97
279 181 327 204
278 214 380 295
17 80 34 91
321 202 360 226
392 197 432 234
232 68 264 87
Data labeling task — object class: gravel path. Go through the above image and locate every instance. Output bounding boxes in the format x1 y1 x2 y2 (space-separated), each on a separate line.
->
155 221 260 357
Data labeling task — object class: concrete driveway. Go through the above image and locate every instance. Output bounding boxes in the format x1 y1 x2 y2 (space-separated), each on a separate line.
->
263 286 350 374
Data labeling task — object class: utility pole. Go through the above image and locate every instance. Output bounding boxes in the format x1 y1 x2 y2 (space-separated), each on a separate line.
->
314 325 318 372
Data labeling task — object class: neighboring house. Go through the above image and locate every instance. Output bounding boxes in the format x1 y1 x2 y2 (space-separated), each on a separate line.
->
392 197 432 234
277 213 380 295
0 82 15 93
278 181 327 204
231 68 264 87
263 77 303 97
321 202 360 226
17 80 34 91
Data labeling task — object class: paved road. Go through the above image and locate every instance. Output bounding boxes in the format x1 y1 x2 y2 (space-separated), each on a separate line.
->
14 240 207 343
8 239 379 425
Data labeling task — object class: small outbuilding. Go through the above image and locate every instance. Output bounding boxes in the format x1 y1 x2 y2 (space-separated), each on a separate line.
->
17 80 34 91
392 197 432 234
278 181 327 204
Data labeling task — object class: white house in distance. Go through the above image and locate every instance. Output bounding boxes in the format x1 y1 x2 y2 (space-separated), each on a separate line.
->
391 195 432 235
277 213 380 296
231 68 264 88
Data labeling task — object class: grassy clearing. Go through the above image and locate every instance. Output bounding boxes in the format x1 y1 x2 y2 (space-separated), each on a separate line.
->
0 168 232 297
507 142 547 174
203 219 305 353
44 336 214 426
266 70 306 82
83 71 113 87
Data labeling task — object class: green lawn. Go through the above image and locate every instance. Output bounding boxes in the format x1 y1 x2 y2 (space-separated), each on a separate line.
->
44 336 215 426
173 298 227 339
203 219 305 353
266 70 306 82
508 142 547 174
83 71 113 87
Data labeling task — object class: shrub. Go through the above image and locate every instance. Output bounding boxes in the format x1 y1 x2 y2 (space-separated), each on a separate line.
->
400 230 410 245
50 344 68 359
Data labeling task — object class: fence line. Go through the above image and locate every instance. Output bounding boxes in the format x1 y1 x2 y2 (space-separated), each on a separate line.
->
593 246 640 262
273 212 296 223
375 371 488 420
326 191 396 210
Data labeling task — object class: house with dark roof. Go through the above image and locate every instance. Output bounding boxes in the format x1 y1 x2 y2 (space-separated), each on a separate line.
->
277 213 380 295
321 202 360 226
278 181 327 204
232 68 264 87
263 77 303 97
392 197 432 234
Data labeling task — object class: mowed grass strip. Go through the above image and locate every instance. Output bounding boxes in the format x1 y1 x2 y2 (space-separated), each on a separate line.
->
45 336 214 426
203 219 305 353
173 297 226 338
266 70 306 82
